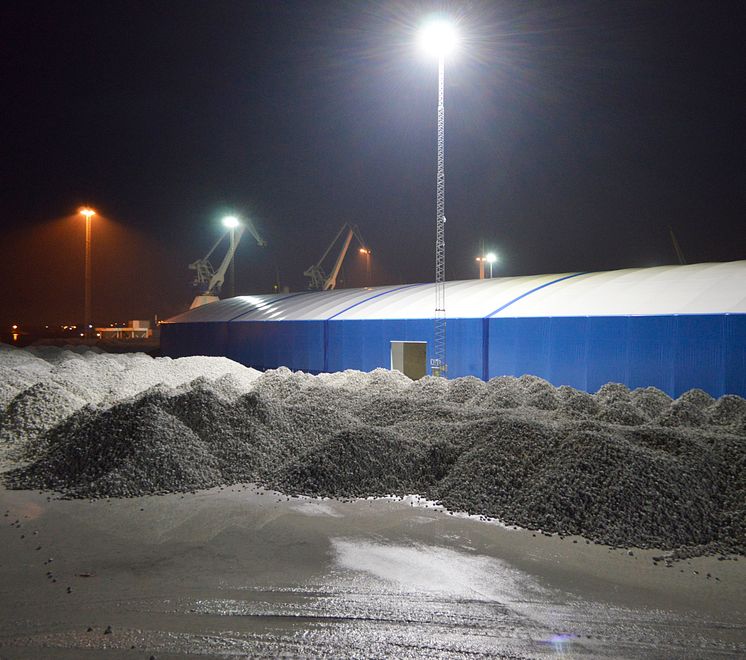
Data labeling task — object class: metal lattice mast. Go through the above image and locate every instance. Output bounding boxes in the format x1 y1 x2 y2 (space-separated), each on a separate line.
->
433 53 447 376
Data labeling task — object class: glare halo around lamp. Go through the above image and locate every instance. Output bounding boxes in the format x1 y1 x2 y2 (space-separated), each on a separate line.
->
418 19 458 56
486 252 497 278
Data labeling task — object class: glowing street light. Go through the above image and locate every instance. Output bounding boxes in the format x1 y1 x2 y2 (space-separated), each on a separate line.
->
359 247 372 286
418 19 458 57
78 207 96 339
419 17 458 377
222 215 241 297
486 252 497 278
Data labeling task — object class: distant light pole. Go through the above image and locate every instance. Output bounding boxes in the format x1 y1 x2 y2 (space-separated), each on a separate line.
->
222 215 240 298
79 207 96 339
359 247 371 286
419 17 458 377
486 252 497 278
475 255 486 279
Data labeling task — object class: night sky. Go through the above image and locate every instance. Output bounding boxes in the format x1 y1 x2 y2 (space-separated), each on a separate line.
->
1 0 744 326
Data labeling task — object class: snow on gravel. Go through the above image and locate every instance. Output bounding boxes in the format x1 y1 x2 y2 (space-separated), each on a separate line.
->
1 343 744 559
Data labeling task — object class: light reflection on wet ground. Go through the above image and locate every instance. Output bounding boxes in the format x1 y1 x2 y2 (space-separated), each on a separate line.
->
0 485 744 658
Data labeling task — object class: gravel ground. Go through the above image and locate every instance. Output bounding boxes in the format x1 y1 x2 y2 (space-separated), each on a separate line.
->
2 344 744 558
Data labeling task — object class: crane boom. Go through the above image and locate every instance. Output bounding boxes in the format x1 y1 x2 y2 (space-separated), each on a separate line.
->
304 223 369 290
189 217 267 308
244 216 268 248
188 233 225 289
204 226 246 296
326 228 355 291
668 226 687 265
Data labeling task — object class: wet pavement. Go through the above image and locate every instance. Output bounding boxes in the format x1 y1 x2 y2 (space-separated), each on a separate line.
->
0 485 744 658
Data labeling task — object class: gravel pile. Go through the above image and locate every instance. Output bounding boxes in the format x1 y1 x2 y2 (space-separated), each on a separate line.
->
2 345 745 556
15 395 222 497
434 417 723 549
0 344 261 463
0 350 53 409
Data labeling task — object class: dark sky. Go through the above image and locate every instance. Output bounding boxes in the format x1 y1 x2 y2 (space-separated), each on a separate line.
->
1 0 744 325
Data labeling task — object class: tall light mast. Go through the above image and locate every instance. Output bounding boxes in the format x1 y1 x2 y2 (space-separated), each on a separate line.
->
79 207 96 340
433 50 446 376
223 215 240 298
419 19 457 376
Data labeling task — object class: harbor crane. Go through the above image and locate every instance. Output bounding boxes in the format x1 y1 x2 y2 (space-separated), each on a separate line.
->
304 223 370 290
189 217 266 309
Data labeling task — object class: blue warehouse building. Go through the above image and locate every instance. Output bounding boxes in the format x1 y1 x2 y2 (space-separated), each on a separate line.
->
161 261 746 398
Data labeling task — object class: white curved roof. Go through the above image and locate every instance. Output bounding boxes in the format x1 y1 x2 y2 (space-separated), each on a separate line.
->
165 261 746 324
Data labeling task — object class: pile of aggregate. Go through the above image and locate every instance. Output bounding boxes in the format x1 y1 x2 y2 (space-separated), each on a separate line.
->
0 343 261 465
2 345 745 557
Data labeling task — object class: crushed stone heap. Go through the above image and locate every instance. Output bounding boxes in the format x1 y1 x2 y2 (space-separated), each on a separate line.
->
2 344 744 557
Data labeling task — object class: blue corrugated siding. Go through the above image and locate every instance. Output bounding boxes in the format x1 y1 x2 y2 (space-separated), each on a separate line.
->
161 314 746 398
626 316 677 394
586 317 628 391
726 315 746 396
549 317 589 389
327 319 410 372
324 319 483 376
161 322 230 358
488 318 551 381
674 315 725 396
485 314 742 397
227 321 325 373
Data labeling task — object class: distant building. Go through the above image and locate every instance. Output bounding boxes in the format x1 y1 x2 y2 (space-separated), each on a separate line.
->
161 261 746 398
96 320 152 340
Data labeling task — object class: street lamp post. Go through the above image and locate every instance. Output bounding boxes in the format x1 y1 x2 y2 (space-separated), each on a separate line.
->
79 207 96 339
359 247 371 286
222 215 240 298
486 252 497 278
419 18 457 377
475 256 485 279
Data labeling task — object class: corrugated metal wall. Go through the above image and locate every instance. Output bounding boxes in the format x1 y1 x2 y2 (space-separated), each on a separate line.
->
162 262 746 398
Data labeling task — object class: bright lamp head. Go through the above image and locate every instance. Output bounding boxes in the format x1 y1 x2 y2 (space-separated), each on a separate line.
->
418 19 458 56
222 216 240 228
486 252 497 264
